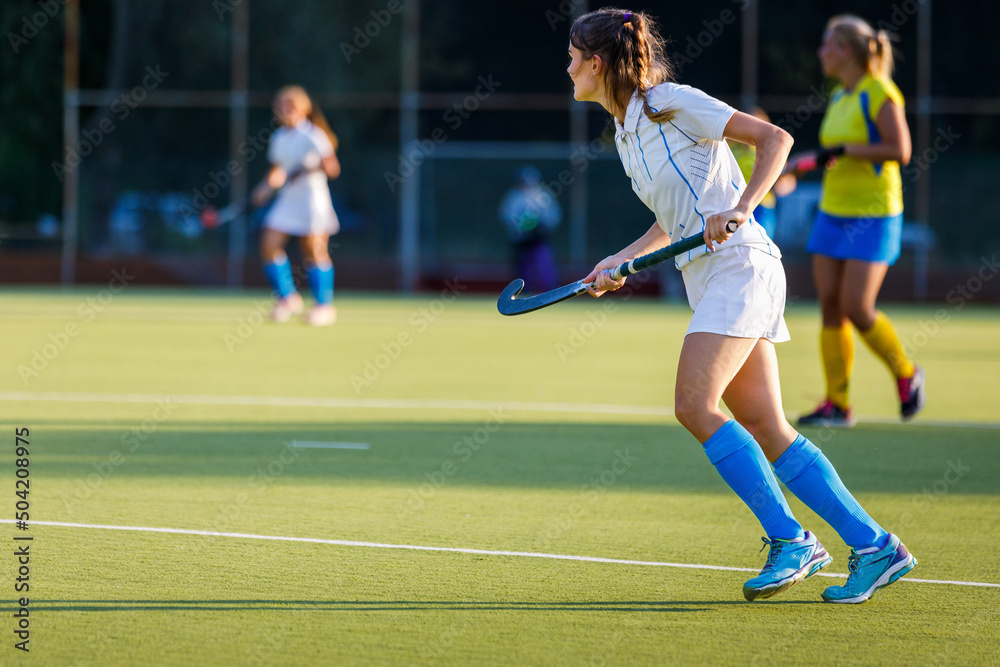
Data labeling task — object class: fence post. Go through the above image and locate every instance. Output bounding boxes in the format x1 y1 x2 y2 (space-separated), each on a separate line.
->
61 0 81 286
398 0 421 292
227 0 250 289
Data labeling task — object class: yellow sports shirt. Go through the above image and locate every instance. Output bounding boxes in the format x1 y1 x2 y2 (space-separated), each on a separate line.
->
728 141 776 209
818 74 904 217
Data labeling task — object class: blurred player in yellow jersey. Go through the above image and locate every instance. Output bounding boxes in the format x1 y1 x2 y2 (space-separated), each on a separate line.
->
727 107 797 239
798 15 924 428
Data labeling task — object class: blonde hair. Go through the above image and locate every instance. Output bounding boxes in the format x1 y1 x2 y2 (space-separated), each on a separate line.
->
276 85 339 150
570 8 676 123
827 14 896 80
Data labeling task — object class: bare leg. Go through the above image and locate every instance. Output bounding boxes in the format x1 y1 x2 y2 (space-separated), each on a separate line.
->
674 332 759 442
840 260 888 331
722 339 799 462
260 228 291 263
677 333 805 549
298 234 331 268
844 259 916 382
812 254 846 328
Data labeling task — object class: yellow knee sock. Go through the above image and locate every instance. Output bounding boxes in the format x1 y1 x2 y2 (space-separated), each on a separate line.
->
859 311 915 380
821 324 854 410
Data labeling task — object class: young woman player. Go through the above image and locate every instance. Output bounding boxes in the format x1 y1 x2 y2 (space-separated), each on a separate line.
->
797 15 924 427
252 86 341 326
570 7 915 603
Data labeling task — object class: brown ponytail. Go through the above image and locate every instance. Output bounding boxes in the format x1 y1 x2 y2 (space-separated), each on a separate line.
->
872 29 896 80
309 107 339 151
571 7 676 123
828 15 897 80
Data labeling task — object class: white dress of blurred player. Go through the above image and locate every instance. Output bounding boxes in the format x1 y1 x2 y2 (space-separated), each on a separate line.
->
252 86 341 326
499 166 562 293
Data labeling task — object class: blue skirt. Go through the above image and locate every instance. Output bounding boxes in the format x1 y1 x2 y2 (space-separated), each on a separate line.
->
806 211 903 265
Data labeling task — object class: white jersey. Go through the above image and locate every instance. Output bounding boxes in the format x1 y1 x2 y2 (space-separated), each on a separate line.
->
265 119 339 236
614 83 778 269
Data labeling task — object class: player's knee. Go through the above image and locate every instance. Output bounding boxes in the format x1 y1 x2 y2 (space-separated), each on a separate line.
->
738 416 767 444
845 306 875 331
738 415 784 448
818 297 841 321
259 237 282 260
673 394 705 432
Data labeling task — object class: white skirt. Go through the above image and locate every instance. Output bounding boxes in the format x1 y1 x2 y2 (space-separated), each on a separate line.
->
263 176 339 237
681 244 790 343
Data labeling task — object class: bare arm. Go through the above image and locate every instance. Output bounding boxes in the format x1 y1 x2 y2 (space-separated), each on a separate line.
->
701 112 793 250
251 165 286 206
843 100 911 165
323 152 341 180
704 112 793 250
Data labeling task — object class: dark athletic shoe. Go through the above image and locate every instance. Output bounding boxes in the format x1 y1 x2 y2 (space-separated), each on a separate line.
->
898 367 925 420
797 400 856 428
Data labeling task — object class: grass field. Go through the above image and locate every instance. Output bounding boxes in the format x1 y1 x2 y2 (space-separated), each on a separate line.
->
1 287 998 665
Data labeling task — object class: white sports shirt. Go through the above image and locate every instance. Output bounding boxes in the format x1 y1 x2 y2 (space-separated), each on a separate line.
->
265 119 339 236
614 83 778 269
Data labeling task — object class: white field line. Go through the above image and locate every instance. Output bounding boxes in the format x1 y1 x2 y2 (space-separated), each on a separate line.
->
289 441 370 450
0 310 543 327
0 391 673 417
3 520 997 589
4 391 1000 429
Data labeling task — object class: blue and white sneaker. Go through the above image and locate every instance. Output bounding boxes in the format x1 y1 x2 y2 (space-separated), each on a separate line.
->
822 533 917 603
743 531 833 601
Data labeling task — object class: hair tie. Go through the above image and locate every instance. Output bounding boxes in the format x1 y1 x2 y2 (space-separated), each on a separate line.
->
624 12 632 22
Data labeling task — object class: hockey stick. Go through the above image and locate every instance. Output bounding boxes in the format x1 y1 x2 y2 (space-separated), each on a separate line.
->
497 220 737 316
200 165 321 229
780 147 845 177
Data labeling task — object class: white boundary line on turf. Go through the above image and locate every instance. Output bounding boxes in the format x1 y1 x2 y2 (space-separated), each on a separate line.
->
4 391 1000 428
289 441 370 450
0 391 673 417
4 520 997 589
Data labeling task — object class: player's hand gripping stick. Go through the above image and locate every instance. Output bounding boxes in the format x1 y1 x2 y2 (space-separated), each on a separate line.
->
498 220 737 316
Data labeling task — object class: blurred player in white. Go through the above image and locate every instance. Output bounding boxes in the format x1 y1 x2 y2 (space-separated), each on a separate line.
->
570 7 914 603
252 86 341 326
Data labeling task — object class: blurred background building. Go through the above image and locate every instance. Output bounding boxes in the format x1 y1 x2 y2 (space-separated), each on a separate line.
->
2 0 998 300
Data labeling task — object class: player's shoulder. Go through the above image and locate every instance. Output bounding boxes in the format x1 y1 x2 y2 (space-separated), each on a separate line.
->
646 81 703 108
829 83 848 104
648 81 731 120
301 122 333 149
863 75 904 105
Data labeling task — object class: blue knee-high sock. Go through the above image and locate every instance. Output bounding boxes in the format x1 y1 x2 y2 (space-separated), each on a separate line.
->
263 255 296 299
307 262 334 305
774 434 888 550
703 420 804 541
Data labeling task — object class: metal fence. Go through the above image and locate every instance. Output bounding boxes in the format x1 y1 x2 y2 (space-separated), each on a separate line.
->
55 0 998 298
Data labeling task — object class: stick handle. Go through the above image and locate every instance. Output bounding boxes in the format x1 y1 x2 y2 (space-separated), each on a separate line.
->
609 221 737 280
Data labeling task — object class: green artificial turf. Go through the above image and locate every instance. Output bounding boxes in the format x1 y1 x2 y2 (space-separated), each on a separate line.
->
0 288 997 665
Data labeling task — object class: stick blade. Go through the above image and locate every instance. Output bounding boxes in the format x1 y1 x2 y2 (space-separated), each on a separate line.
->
497 278 587 316
497 279 527 315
